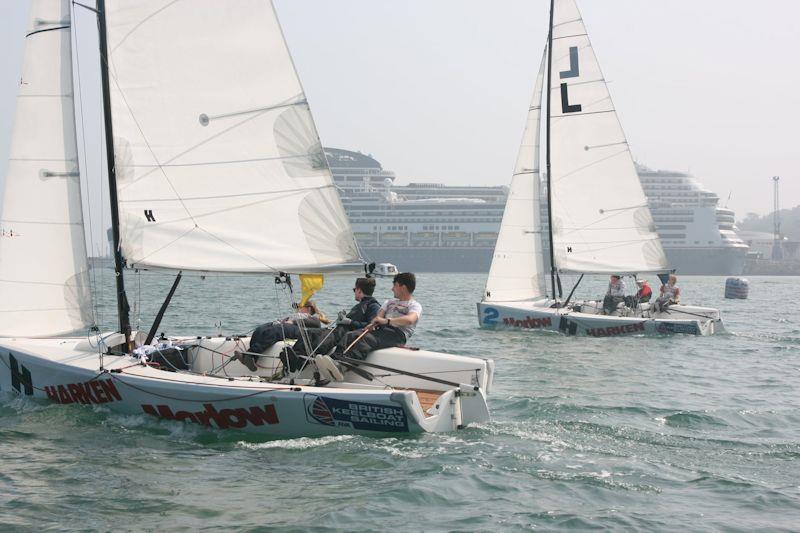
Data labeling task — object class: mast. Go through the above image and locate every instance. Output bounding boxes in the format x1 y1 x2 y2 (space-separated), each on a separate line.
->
97 0 131 348
544 0 557 300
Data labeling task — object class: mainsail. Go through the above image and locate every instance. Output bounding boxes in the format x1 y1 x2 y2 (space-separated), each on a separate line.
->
104 0 361 273
547 0 668 274
0 0 93 337
484 51 548 302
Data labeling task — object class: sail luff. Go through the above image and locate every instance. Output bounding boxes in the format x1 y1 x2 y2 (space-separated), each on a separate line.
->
545 0 558 298
483 48 548 303
0 0 93 337
103 0 363 274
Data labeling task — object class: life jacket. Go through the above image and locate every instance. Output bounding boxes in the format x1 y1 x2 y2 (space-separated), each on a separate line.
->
638 284 652 299
346 296 380 328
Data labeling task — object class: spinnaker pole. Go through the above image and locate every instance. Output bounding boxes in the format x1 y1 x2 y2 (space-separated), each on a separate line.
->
544 0 558 301
97 0 131 349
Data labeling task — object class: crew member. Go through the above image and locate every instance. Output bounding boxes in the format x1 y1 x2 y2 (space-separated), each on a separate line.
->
289 277 381 369
653 274 681 313
328 272 422 363
602 274 626 315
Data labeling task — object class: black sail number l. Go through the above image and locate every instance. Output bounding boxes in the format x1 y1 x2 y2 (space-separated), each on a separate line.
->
560 84 582 114
559 46 580 79
560 46 582 114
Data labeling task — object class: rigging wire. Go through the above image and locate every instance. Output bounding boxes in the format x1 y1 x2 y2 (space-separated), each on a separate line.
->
134 269 142 335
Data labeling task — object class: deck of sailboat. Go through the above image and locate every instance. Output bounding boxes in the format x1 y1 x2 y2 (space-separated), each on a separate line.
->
0 336 453 406
402 389 442 414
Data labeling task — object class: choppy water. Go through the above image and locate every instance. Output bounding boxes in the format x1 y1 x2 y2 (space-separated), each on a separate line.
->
2 271 800 530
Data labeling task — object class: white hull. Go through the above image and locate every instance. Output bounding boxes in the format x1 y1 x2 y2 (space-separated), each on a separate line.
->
478 299 723 337
0 335 493 438
373 263 399 277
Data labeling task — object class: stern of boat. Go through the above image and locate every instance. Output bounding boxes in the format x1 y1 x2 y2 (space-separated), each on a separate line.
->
391 384 490 433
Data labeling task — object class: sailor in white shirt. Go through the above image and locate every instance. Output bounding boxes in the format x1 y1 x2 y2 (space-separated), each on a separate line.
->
336 272 422 361
602 275 626 315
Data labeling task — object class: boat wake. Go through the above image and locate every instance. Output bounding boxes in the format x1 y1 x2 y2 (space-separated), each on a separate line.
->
238 434 355 450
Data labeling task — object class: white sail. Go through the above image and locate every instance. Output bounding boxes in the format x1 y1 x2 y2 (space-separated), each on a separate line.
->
104 1 361 273
484 50 548 302
0 0 93 338
547 0 668 274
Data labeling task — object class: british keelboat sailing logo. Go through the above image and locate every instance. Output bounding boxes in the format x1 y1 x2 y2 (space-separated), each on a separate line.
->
308 396 335 426
304 394 409 432
656 322 699 335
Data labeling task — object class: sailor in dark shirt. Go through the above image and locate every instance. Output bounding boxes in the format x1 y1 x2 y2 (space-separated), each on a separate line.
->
291 277 381 362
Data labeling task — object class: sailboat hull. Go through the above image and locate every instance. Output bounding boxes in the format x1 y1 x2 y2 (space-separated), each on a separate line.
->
0 337 492 438
478 300 723 337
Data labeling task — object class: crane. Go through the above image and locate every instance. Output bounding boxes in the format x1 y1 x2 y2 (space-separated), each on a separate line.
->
772 176 783 260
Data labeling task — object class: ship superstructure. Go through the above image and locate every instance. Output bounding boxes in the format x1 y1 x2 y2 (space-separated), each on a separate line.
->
326 148 505 271
326 148 747 274
637 164 748 275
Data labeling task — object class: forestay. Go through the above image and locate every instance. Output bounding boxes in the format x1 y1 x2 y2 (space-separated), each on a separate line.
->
484 51 548 302
104 0 361 273
0 0 93 337
548 0 668 274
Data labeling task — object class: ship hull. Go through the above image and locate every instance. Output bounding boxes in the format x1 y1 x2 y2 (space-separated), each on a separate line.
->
361 246 493 272
664 246 747 276
362 244 747 275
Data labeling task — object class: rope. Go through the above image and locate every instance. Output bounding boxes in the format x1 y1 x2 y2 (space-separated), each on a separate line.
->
0 349 301 404
305 326 337 357
135 269 142 333
658 306 717 321
106 370 296 403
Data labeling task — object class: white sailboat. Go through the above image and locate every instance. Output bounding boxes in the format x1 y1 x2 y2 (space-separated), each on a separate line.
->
0 0 493 437
373 263 399 278
477 0 723 337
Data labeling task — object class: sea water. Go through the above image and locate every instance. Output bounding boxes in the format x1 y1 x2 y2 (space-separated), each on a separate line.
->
2 271 799 530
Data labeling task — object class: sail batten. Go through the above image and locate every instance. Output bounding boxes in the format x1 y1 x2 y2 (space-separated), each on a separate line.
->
0 0 93 338
105 0 362 274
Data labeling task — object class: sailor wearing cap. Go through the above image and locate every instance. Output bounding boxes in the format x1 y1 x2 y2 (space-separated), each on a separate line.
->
636 278 652 303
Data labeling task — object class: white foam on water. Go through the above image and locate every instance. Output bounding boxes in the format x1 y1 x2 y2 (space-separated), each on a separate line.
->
238 434 355 450
376 443 426 459
3 394 49 414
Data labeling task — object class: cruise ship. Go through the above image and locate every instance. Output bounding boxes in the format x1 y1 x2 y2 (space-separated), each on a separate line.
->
326 148 748 275
326 148 505 272
637 164 749 275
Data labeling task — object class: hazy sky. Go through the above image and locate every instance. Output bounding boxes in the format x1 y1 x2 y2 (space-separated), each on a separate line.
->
1 0 798 226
